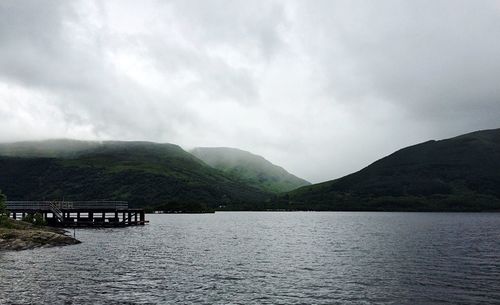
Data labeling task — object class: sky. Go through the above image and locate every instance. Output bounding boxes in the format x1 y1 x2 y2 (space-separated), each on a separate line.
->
0 0 499 183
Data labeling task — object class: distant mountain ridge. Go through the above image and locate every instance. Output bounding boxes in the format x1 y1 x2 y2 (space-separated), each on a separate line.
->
190 147 310 193
2 128 499 212
0 140 269 211
279 128 500 211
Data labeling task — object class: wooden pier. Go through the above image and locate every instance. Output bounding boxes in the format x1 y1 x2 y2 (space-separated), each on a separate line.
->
5 201 146 227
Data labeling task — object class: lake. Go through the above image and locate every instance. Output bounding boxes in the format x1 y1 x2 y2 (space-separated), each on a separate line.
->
1 212 499 304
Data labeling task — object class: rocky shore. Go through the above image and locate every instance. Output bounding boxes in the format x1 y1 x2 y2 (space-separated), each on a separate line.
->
0 219 80 251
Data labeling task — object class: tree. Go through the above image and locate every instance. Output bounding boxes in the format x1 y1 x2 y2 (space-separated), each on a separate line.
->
0 190 6 225
0 189 6 216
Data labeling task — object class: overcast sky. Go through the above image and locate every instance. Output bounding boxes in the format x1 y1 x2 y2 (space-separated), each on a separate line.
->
1 1 499 183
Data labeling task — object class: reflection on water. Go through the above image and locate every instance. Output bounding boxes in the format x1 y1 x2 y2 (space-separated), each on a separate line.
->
1 212 500 304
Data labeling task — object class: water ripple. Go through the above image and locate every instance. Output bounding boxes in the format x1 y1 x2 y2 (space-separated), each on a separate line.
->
1 212 500 304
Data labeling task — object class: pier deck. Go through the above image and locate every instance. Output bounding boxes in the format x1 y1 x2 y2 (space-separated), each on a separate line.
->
6 201 146 227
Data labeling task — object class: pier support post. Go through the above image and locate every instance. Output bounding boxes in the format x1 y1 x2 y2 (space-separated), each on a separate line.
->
6 201 144 228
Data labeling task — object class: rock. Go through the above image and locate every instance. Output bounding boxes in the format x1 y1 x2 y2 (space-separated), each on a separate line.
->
0 227 80 251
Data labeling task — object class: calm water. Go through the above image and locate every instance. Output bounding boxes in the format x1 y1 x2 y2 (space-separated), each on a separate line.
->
1 212 499 304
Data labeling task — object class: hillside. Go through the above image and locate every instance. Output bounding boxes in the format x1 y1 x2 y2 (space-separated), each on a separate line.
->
0 140 269 211
280 128 500 211
190 147 310 193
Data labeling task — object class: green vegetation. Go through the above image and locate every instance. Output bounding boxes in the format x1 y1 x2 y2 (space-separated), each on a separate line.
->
278 128 500 211
22 213 47 227
0 140 269 210
0 189 7 225
191 147 310 193
0 190 5 214
2 129 500 212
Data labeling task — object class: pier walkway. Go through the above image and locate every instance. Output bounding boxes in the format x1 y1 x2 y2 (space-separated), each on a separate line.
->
6 201 146 227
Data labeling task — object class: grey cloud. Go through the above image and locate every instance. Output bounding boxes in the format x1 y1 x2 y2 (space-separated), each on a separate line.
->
298 1 500 130
0 0 499 183
142 38 260 104
169 0 288 60
0 1 72 86
0 1 189 140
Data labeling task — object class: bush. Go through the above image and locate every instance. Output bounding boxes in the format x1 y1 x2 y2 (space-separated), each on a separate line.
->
33 213 47 226
22 213 47 227
0 190 6 226
0 190 6 216
0 215 7 226
22 213 34 223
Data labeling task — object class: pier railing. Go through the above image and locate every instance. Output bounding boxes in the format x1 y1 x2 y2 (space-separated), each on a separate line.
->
6 201 129 211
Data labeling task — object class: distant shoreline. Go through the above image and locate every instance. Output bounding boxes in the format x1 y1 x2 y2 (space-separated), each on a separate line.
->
147 209 500 213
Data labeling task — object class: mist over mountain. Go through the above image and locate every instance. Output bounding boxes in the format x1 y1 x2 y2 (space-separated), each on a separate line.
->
1 128 500 212
0 139 101 158
278 128 500 211
0 140 269 211
191 147 310 193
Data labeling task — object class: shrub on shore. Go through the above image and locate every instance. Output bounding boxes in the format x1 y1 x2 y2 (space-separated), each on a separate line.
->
0 190 7 226
21 213 47 227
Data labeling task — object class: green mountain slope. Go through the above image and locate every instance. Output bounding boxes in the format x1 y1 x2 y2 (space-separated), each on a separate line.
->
281 128 500 211
190 147 310 193
0 140 269 211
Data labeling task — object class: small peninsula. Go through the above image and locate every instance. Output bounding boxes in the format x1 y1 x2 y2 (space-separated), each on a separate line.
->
0 218 80 251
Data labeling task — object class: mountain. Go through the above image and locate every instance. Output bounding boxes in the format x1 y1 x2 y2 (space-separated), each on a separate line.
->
0 140 269 211
190 147 310 193
279 128 500 211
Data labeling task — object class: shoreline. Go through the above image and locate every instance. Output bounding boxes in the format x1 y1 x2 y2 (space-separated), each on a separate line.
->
0 219 80 251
